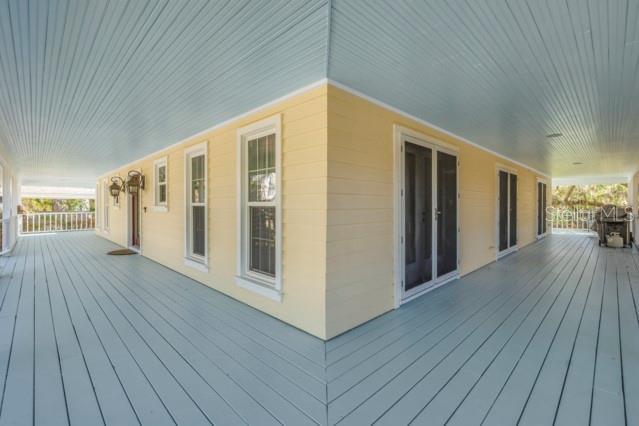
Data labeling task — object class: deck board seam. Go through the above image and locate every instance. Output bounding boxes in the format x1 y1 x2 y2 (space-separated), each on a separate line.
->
62 235 319 424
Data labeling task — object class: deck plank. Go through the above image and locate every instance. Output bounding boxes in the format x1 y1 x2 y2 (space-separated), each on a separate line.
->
44 236 140 425
67 236 327 424
48 236 238 425
0 238 36 425
40 236 105 424
0 232 633 425
325 234 567 357
59 235 320 425
617 250 639 426
590 250 626 425
424 237 598 426
44 237 181 426
374 235 593 425
332 236 587 424
327 235 575 386
33 237 69 426
477 238 596 425
0 239 31 424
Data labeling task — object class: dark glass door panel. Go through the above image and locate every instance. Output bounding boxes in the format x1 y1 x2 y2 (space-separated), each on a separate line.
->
131 192 140 248
498 171 509 251
537 182 543 235
542 183 547 234
437 151 457 277
509 173 517 247
404 142 432 291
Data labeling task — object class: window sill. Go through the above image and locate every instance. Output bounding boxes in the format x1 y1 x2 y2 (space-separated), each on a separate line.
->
235 275 282 302
184 257 208 273
152 205 168 213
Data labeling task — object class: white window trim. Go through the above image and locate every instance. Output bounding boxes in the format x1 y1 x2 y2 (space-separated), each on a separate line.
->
153 156 168 212
184 142 208 271
236 114 283 302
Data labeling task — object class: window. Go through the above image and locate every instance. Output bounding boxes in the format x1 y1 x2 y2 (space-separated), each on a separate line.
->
237 115 282 301
154 157 168 211
184 143 207 270
103 180 110 231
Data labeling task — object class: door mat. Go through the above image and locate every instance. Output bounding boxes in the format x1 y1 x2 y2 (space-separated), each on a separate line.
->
107 249 137 255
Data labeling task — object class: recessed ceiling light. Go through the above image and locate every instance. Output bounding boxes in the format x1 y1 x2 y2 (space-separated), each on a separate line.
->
546 133 563 138
572 162 583 165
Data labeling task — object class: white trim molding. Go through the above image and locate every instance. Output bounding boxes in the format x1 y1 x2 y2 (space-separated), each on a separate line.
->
236 114 283 302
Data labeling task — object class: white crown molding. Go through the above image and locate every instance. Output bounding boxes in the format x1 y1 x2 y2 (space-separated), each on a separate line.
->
101 76 550 182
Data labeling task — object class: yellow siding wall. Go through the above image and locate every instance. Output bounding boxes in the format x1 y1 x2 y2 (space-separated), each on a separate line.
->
95 82 549 340
97 85 329 338
325 85 549 338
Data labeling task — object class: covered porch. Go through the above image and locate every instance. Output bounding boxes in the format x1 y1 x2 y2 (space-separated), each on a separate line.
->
0 232 636 425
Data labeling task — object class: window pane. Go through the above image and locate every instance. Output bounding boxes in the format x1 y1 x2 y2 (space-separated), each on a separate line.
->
247 134 276 202
158 165 166 183
249 206 276 277
258 136 267 170
249 171 276 202
159 184 167 203
191 154 205 203
192 206 205 257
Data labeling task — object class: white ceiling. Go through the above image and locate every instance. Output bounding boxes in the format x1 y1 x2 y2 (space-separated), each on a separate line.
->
328 0 639 179
0 0 328 186
0 0 638 187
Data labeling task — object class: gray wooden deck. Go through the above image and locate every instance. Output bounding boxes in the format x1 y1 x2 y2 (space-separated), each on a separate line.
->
0 232 637 425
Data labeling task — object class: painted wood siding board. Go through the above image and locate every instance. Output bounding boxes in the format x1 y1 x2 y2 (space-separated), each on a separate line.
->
97 85 329 338
325 84 549 338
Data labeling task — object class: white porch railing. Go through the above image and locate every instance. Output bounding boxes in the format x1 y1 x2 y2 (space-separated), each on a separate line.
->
549 207 596 233
19 212 96 234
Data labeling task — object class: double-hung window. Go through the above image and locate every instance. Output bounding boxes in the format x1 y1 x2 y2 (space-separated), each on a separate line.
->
185 143 207 270
236 115 282 301
154 157 168 211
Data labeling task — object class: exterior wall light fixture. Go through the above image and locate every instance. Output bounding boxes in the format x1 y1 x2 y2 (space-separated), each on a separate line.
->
109 176 125 202
126 170 145 194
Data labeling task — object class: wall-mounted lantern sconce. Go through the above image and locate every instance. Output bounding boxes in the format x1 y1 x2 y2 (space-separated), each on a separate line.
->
126 170 145 194
109 176 125 202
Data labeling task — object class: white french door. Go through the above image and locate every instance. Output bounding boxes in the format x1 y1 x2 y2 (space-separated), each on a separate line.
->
497 168 518 257
397 132 459 303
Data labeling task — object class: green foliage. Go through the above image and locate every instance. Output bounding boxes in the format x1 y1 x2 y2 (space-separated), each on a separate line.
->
22 198 95 213
552 183 628 209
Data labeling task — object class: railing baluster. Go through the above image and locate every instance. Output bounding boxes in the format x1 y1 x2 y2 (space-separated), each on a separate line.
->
18 211 97 234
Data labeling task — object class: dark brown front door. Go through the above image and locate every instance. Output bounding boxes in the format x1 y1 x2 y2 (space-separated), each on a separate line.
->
131 192 140 248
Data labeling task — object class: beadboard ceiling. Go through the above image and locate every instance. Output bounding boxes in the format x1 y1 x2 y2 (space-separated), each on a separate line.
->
328 0 639 180
0 0 328 186
1 0 638 186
